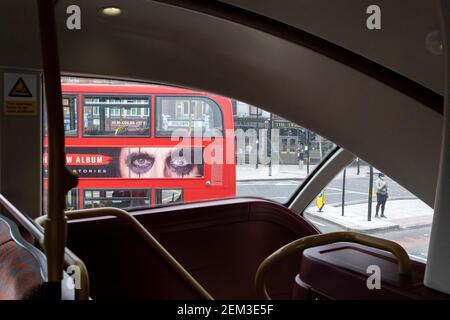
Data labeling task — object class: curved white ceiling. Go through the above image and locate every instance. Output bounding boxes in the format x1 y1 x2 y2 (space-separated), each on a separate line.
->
0 0 444 206
221 0 444 95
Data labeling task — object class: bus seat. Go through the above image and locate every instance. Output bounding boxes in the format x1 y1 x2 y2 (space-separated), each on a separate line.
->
293 242 450 300
65 198 319 299
0 215 46 300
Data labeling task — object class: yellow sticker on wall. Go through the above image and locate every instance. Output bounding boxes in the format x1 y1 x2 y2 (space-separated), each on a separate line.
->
3 73 37 115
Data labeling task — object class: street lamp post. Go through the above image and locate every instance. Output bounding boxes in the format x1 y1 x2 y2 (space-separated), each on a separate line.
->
268 112 273 176
305 129 310 175
256 108 259 169
368 165 374 221
342 169 346 216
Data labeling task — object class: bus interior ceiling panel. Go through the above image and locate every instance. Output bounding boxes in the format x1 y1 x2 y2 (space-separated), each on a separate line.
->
0 1 42 71
65 199 318 299
0 0 444 207
220 0 444 95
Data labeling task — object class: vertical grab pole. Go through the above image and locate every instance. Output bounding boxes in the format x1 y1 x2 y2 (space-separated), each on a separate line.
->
425 0 450 295
36 0 79 299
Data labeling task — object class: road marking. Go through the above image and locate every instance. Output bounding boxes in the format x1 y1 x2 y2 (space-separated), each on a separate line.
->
327 187 368 195
237 182 298 186
275 182 297 186
308 219 326 227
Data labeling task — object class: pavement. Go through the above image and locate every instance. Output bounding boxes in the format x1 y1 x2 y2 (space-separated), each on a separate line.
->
237 164 434 233
305 199 433 233
236 164 317 181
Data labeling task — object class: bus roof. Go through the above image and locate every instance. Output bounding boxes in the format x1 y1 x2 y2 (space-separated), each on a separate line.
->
61 82 226 99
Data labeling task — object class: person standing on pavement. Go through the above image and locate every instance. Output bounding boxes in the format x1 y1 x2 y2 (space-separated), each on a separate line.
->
297 146 304 169
375 173 388 218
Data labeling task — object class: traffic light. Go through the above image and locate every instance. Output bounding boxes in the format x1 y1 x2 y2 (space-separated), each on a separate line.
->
297 128 306 142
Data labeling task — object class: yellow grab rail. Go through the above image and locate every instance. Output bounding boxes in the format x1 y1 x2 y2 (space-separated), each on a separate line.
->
255 231 412 300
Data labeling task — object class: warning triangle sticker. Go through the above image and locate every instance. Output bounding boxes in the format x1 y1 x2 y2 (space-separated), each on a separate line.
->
8 77 32 98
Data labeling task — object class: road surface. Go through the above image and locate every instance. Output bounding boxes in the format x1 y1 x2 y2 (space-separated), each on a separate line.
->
237 175 415 205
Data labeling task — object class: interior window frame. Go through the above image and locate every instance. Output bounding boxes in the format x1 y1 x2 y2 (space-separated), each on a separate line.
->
285 145 341 208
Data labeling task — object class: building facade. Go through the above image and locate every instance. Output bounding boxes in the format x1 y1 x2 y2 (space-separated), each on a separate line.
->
232 100 333 165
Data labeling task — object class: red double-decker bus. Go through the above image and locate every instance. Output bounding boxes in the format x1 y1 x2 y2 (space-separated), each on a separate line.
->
43 83 236 211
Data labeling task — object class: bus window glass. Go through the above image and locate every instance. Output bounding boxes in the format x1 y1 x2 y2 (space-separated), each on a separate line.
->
83 189 151 209
155 189 184 205
63 96 78 136
43 77 338 212
44 95 78 136
304 160 433 261
65 189 79 211
83 95 151 136
43 188 79 213
155 96 223 137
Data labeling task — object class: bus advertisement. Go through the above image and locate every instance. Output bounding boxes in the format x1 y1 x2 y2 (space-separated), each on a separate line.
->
43 83 236 211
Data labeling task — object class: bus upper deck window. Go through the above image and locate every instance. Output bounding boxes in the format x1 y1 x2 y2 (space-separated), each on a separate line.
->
63 96 78 136
44 95 78 137
82 95 151 137
155 96 223 138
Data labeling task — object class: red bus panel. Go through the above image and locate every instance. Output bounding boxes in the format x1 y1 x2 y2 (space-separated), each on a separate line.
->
43 84 236 211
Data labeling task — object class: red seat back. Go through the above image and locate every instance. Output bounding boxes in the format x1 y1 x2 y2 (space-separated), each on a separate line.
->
0 215 45 300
